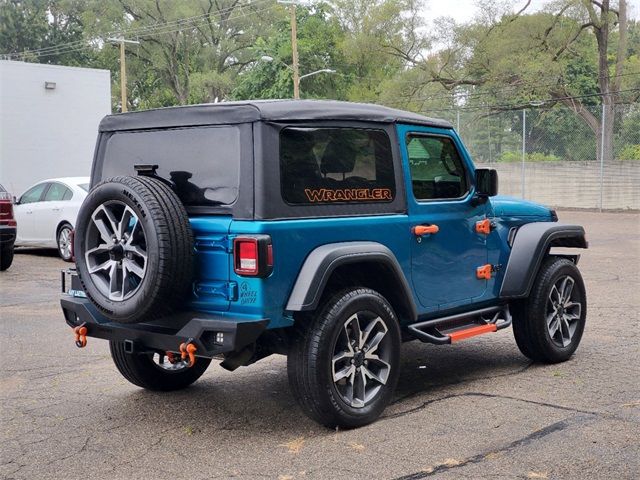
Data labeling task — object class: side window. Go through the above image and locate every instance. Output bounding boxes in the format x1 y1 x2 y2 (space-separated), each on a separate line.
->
62 188 73 200
406 135 468 200
19 183 47 204
280 127 395 204
44 183 71 201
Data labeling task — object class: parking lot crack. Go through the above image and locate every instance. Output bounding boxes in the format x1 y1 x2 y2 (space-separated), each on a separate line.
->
385 391 604 421
392 415 593 479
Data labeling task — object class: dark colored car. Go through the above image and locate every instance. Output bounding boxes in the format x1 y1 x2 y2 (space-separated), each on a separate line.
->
0 183 17 271
61 100 588 428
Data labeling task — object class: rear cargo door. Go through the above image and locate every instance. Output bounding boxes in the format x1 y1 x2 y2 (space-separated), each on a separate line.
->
189 216 234 312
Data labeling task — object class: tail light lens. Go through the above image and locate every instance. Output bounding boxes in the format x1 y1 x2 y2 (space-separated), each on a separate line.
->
233 235 273 277
0 201 16 227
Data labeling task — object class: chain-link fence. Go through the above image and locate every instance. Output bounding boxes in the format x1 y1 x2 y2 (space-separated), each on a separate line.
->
437 104 640 210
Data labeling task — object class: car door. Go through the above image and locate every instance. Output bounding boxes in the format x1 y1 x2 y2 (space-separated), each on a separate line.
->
39 182 72 245
14 183 48 244
398 124 490 312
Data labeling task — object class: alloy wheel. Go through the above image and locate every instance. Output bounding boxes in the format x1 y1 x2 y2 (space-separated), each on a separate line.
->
84 201 148 301
331 312 392 408
58 227 72 260
546 275 582 347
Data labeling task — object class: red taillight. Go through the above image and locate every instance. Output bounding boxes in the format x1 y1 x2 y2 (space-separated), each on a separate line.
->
0 201 16 227
236 238 258 275
233 236 273 277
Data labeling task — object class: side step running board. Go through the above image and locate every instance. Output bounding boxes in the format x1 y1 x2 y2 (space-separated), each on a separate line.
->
407 305 512 345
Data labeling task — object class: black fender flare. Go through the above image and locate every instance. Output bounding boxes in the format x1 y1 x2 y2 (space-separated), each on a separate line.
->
285 241 418 320
500 222 588 299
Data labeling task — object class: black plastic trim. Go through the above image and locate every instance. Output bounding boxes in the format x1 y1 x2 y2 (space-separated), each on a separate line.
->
500 222 588 299
285 241 418 320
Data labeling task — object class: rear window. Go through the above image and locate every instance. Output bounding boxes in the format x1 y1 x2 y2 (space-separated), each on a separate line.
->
100 126 241 206
280 127 395 205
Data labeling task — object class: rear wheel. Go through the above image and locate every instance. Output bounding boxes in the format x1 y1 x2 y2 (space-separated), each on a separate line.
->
288 287 401 428
0 243 13 271
109 341 211 391
57 223 73 261
512 257 587 363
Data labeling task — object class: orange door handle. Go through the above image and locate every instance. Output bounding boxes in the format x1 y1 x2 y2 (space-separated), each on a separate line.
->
412 224 439 236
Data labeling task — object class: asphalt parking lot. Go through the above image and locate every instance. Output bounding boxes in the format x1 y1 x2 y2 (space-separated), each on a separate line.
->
1 210 639 480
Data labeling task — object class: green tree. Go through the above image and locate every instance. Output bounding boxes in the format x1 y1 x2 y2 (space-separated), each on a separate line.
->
398 1 634 163
232 3 347 100
0 0 96 66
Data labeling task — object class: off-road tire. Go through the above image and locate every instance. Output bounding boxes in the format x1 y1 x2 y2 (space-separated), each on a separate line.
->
109 341 211 391
288 287 401 428
0 244 14 271
512 257 587 363
74 175 194 323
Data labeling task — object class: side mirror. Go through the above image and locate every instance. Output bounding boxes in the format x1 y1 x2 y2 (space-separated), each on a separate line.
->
13 196 18 204
475 168 498 197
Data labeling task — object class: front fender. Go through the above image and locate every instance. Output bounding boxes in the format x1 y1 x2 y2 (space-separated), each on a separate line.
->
500 222 588 299
285 241 417 320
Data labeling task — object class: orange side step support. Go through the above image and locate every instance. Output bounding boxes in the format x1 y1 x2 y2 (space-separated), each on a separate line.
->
448 323 497 343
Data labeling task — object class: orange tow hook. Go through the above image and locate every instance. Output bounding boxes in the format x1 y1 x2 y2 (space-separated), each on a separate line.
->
74 324 88 348
179 341 197 367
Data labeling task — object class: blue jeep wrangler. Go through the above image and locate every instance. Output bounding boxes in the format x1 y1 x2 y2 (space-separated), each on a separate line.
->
61 100 588 428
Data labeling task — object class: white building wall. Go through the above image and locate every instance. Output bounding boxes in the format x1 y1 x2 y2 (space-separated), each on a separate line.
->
0 60 111 196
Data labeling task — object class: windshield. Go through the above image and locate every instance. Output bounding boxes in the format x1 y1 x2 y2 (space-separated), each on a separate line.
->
79 183 90 192
99 125 241 206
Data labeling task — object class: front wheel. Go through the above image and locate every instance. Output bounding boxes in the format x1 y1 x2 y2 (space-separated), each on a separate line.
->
512 257 587 363
288 287 401 428
109 341 211 391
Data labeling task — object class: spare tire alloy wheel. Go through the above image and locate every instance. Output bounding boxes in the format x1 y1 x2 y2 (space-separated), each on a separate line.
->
332 312 392 408
75 176 194 323
85 201 147 301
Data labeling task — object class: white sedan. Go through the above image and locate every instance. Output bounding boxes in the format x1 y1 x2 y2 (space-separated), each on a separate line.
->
14 177 90 261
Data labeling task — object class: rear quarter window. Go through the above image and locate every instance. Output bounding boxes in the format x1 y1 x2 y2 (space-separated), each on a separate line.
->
279 127 395 205
100 126 241 207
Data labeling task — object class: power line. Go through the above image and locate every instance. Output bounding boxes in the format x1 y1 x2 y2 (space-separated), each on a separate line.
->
382 88 640 114
2 0 273 60
390 71 640 108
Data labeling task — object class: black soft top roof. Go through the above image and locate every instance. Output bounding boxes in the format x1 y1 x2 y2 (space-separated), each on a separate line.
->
99 99 453 132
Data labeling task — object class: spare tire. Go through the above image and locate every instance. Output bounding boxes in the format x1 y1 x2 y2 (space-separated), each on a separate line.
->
74 175 194 323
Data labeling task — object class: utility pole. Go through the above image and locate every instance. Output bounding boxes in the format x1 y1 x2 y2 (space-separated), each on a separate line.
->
522 108 526 199
291 4 300 99
278 1 300 99
107 37 140 112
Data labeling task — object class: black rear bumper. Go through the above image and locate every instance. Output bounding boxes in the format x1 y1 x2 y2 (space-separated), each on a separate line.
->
61 296 269 358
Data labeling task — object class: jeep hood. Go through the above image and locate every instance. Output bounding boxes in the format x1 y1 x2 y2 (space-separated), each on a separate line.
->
490 196 553 219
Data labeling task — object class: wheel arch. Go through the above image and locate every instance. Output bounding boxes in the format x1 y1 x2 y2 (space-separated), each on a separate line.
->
500 222 588 299
56 220 73 236
286 242 418 323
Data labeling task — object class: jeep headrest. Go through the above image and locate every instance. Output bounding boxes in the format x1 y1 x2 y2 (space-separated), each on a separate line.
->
281 132 321 179
320 138 357 175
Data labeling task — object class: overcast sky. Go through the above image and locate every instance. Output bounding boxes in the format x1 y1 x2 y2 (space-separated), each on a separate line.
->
422 0 639 24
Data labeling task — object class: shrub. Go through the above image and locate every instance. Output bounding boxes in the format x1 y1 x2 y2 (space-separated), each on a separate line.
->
617 144 640 161
499 151 560 162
